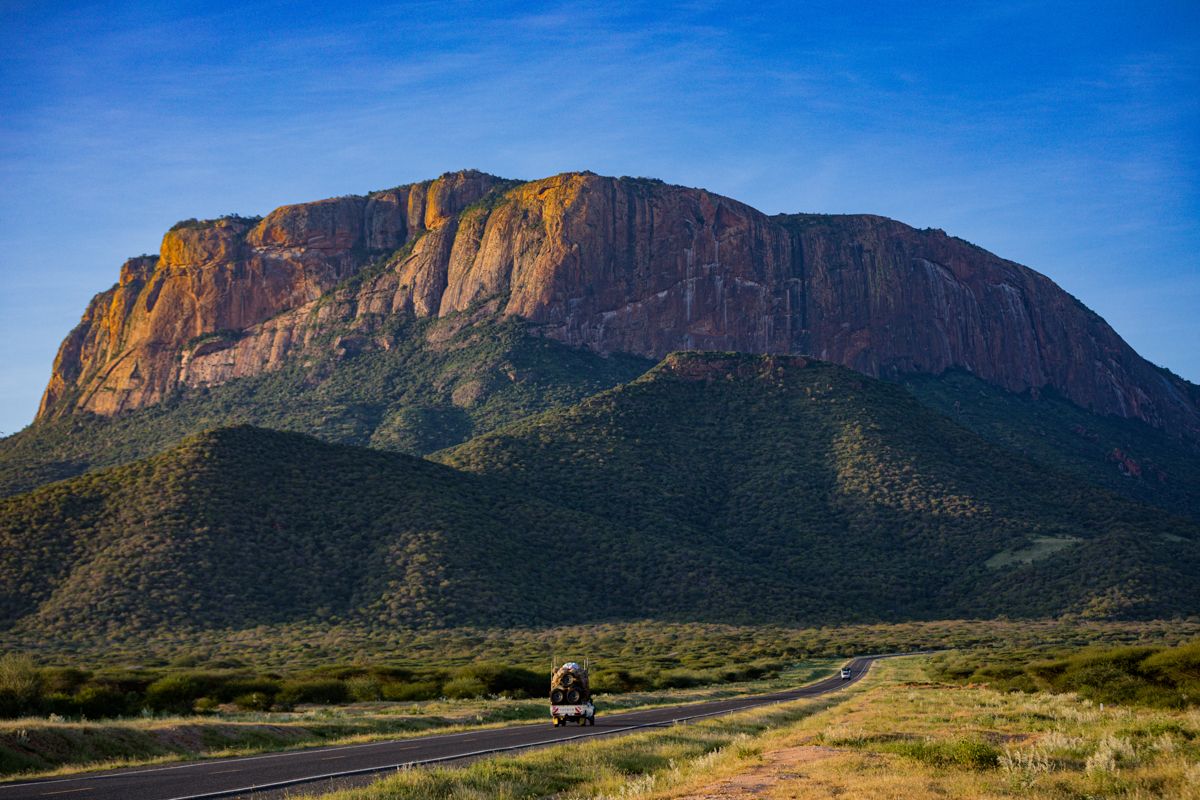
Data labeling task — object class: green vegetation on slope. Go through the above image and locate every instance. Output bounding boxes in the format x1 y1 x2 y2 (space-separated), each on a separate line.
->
0 311 653 498
902 368 1200 519
0 425 665 636
435 352 1200 622
3 353 1199 648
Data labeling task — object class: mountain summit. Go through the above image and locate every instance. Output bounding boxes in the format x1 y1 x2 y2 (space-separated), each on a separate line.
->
39 170 1200 445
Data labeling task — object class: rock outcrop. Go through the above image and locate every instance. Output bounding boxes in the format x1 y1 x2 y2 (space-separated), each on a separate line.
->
38 170 1200 444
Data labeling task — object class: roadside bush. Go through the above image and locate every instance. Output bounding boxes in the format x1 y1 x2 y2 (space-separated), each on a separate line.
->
931 642 1200 705
656 669 705 689
370 666 415 683
43 685 132 721
721 660 785 682
90 670 156 697
277 679 348 706
43 693 81 718
347 677 382 702
42 667 88 695
381 681 440 701
75 686 128 718
591 669 648 694
453 663 544 696
974 664 1039 693
233 692 273 711
214 678 280 703
1144 641 1200 697
0 654 43 718
194 697 220 713
1029 646 1189 708
442 677 487 699
145 676 202 715
895 735 999 769
951 736 1001 769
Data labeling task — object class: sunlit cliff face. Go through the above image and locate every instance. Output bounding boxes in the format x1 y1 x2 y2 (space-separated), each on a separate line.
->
38 170 1200 445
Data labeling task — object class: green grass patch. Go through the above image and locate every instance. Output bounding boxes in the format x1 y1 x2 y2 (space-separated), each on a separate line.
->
984 536 1081 568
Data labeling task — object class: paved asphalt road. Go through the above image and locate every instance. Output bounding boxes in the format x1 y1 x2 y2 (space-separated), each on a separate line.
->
1 655 899 800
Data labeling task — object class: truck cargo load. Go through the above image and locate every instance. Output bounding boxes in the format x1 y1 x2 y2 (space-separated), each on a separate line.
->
550 659 595 726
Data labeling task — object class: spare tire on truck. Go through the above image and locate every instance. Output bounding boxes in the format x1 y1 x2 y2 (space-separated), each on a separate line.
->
550 661 595 726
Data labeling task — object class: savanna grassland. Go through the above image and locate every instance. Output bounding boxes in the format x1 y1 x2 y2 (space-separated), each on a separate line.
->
0 621 1196 775
280 653 1200 800
1 338 1197 799
7 644 1197 793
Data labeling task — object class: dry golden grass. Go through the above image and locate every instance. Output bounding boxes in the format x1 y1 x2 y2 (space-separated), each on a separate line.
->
659 656 1200 800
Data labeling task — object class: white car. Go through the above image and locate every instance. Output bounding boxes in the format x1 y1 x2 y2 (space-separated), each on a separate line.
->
840 667 852 680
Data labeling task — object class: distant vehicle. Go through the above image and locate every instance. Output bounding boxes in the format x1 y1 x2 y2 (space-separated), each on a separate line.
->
840 667 852 680
550 659 595 726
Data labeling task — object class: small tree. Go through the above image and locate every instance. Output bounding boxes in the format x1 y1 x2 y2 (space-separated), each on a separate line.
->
145 676 201 715
0 654 43 718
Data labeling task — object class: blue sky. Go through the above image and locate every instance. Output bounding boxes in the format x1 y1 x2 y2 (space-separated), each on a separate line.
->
1 0 1197 435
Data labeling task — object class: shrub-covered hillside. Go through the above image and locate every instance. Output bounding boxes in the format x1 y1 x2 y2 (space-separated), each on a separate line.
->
436 352 1200 622
3 353 1198 642
903 368 1200 520
0 425 670 635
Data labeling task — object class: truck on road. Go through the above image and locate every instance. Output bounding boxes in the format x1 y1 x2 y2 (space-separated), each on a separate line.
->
550 660 595 726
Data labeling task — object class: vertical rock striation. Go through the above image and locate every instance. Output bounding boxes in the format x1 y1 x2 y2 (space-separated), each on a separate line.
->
38 171 1200 444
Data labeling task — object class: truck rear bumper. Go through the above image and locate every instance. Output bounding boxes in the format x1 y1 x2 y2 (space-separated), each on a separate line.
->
550 704 594 718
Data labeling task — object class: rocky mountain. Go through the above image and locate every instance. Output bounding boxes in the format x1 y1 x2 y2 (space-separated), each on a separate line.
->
38 170 1200 448
5 355 1198 645
0 311 654 498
